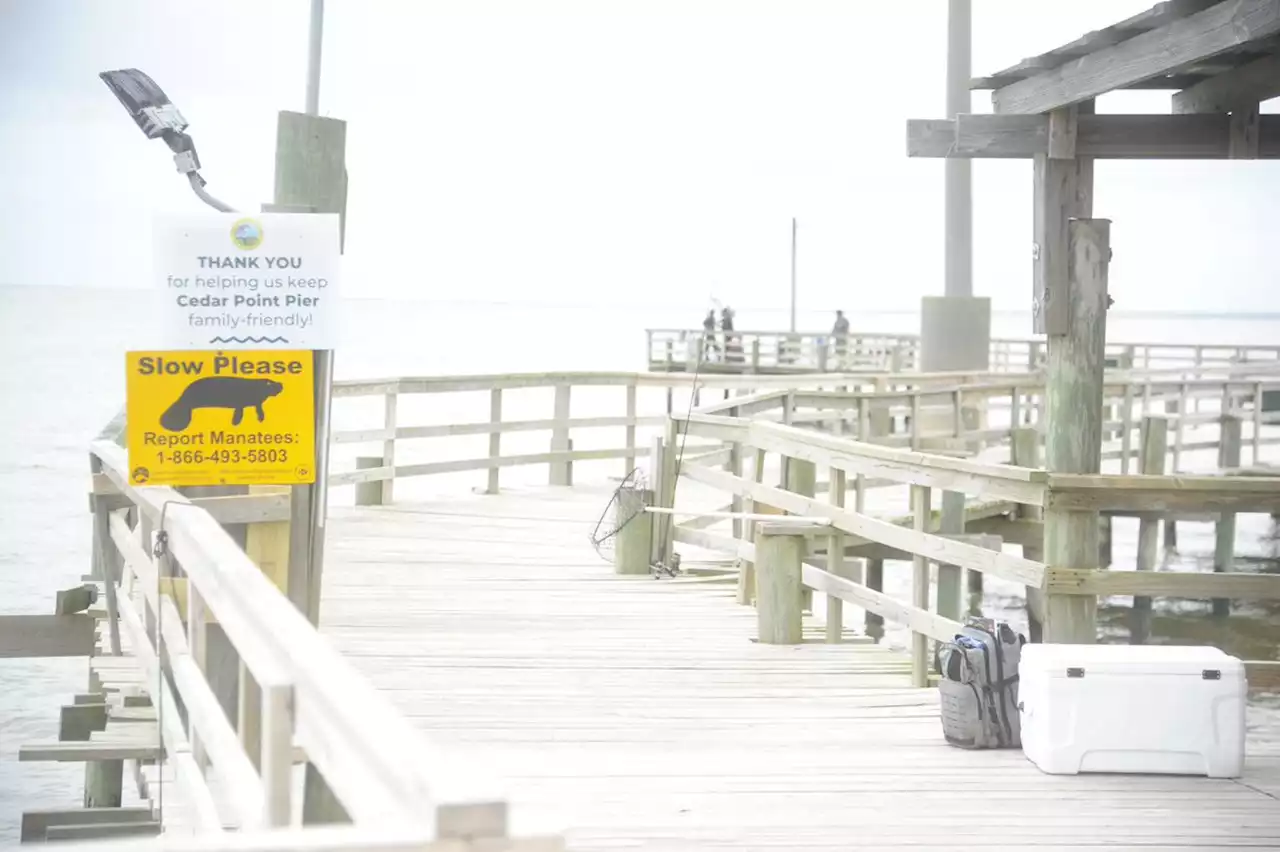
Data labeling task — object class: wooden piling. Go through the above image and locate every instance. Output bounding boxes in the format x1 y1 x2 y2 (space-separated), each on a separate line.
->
736 448 766 605
487 388 502 494
649 436 666 569
550 384 572 486
273 107 350 825
1163 385 1187 550
755 527 805 645
857 559 882 641
937 490 965 622
84 759 123 809
381 391 397 505
1133 415 1169 642
1041 218 1110 644
355 456 384 506
785 458 817 612
1010 428 1042 623
825 468 850 643
910 484 932 686
1213 415 1243 617
613 487 653 576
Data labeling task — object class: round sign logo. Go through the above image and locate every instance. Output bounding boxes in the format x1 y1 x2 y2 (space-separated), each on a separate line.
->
230 218 264 250
131 466 151 484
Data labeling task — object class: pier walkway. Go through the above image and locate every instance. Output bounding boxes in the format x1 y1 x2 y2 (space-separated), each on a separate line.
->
10 348 1280 851
321 482 1280 850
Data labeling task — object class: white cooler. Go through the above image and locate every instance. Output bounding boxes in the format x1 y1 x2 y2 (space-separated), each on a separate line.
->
1018 643 1246 778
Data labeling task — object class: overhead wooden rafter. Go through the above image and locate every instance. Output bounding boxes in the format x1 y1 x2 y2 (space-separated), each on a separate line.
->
907 113 1280 159
1171 51 1280 111
979 0 1280 115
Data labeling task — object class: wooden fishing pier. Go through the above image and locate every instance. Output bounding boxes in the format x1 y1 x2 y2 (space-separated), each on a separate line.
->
6 1 1280 849
6 349 1280 849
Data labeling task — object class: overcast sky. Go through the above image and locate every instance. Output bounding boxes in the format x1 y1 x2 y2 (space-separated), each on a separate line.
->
1 0 1277 313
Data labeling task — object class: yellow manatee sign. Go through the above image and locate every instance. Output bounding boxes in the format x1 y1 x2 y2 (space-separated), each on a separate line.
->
126 350 316 487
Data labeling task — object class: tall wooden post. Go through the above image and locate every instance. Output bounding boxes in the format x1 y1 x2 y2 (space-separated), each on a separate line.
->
937 490 965 622
910 484 932 686
1042 218 1110 644
1213 415 1243 617
1012 428 1046 640
1134 415 1168 644
271 109 351 825
784 458 816 613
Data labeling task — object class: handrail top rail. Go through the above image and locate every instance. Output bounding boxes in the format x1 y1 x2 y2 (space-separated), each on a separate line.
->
646 327 1280 353
749 420 1047 484
333 364 1280 401
672 415 1048 486
1046 472 1280 491
646 326 918 338
88 440 515 830
334 371 900 397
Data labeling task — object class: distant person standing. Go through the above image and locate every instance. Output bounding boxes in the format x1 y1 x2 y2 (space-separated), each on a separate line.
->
702 309 719 361
720 306 738 362
832 310 850 367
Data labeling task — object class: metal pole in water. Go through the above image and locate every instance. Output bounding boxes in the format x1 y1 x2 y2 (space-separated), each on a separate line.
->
944 0 973 298
305 0 324 116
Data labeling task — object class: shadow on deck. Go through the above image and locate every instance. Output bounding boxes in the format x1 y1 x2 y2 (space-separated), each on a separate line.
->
321 483 1280 852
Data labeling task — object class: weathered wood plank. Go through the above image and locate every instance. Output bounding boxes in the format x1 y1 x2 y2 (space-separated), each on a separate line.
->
908 114 1280 159
678 464 1046 586
315 484 1280 849
20 808 155 843
1045 567 1280 599
1042 219 1109 642
1046 474 1280 512
990 0 1280 114
0 614 97 658
1173 51 1280 112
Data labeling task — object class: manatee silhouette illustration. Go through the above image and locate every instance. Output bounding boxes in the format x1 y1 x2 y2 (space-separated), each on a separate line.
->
159 377 284 432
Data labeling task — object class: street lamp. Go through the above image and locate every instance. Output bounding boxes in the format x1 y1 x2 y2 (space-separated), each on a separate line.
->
98 68 236 213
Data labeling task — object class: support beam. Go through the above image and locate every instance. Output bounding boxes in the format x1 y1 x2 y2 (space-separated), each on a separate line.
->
1033 103 1092 336
1042 219 1111 644
1173 52 1280 113
0 615 97 659
1230 105 1262 158
907 113 1280 159
990 0 1280 114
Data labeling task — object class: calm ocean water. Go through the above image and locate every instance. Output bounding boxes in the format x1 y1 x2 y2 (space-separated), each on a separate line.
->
2 284 1278 839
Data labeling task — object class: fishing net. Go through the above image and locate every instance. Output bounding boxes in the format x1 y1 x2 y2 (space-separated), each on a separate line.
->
589 467 648 563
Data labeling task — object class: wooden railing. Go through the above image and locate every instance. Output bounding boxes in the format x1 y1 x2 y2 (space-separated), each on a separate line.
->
324 366 1280 503
646 327 1280 375
82 441 561 848
326 370 1003 504
639 369 1280 688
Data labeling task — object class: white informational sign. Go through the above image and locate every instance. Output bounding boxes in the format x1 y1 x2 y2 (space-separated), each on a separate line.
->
154 212 341 350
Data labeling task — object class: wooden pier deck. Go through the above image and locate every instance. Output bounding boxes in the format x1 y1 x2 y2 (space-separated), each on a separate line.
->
14 357 1280 849
320 483 1280 852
